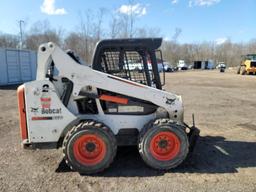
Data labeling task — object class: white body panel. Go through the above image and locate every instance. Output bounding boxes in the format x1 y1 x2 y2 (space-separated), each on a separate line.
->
24 80 76 142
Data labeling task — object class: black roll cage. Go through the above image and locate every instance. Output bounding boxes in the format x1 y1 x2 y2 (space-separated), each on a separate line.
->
91 38 163 90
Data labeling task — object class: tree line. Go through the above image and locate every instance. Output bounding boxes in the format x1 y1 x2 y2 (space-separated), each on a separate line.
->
0 9 255 67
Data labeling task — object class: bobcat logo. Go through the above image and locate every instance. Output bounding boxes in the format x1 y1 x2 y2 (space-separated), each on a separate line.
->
31 107 39 113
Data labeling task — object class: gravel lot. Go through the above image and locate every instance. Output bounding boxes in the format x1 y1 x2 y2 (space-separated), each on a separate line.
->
0 70 255 192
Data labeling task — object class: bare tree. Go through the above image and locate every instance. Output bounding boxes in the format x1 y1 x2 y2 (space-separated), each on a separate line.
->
109 15 121 38
172 28 182 42
0 33 19 48
77 10 95 63
93 8 107 41
24 20 63 50
119 14 130 38
136 27 161 38
114 1 146 38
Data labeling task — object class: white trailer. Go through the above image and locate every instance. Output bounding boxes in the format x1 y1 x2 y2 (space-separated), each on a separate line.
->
0 48 37 86
177 60 188 70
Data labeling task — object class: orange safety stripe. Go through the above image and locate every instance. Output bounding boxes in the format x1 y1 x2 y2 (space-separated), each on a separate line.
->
17 85 28 140
99 94 128 104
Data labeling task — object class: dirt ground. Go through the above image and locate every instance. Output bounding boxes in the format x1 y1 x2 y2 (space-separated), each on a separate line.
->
0 70 256 192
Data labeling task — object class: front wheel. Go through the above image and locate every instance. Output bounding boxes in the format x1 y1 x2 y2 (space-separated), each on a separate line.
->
237 66 241 74
138 119 189 170
241 66 246 75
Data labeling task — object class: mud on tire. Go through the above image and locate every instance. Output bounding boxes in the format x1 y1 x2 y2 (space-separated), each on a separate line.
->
62 120 117 174
138 119 189 170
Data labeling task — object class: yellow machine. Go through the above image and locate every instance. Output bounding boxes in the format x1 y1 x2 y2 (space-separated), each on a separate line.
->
237 54 256 75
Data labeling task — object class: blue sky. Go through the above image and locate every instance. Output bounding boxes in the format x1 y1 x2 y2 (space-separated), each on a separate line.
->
0 0 255 44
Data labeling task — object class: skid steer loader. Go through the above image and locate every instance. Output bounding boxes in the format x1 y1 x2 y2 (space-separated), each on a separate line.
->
17 38 199 174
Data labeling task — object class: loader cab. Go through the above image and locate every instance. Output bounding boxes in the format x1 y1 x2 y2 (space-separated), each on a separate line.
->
92 38 164 90
243 54 256 61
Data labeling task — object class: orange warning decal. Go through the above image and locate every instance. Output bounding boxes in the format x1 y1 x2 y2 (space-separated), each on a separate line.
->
99 94 128 104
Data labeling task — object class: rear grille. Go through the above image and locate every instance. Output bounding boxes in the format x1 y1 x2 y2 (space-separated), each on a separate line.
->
251 61 256 67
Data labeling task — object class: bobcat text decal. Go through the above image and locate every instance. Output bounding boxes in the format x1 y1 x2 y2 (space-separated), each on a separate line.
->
41 108 62 114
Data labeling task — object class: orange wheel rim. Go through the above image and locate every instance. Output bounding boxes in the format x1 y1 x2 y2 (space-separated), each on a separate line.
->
73 134 106 166
149 131 180 161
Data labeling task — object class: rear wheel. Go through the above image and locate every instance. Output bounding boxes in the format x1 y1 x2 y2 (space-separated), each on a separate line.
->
138 119 189 170
63 121 117 174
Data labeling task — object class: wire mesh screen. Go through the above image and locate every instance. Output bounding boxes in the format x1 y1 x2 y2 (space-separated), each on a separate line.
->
100 49 150 85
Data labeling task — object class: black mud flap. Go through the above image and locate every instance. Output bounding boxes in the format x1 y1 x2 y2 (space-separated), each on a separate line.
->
187 126 200 153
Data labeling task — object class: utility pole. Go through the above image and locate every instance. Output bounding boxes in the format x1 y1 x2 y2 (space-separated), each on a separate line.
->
19 20 24 49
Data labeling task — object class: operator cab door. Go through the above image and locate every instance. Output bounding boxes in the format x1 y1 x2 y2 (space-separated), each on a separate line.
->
92 39 163 90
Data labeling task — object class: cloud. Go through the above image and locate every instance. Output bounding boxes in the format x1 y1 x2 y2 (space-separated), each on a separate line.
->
117 3 147 17
189 0 221 7
171 0 179 4
164 36 171 41
189 1 193 7
215 37 228 45
41 0 67 15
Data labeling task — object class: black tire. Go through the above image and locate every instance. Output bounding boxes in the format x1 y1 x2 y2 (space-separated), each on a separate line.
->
241 66 246 75
138 119 189 170
237 66 241 74
62 120 117 174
